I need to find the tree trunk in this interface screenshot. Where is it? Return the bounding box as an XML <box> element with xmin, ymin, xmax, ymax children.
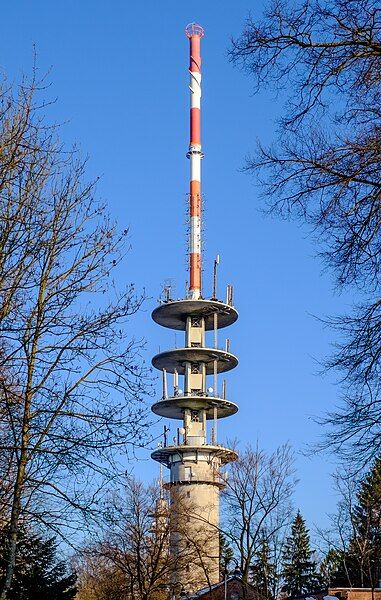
<box><xmin>0</xmin><ymin>455</ymin><xmax>26</xmax><ymax>599</ymax></box>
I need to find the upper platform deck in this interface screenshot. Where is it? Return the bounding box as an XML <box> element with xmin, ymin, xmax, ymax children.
<box><xmin>152</xmin><ymin>298</ymin><xmax>238</xmax><ymax>331</ymax></box>
<box><xmin>152</xmin><ymin>347</ymin><xmax>238</xmax><ymax>374</ymax></box>
<box><xmin>152</xmin><ymin>395</ymin><xmax>238</xmax><ymax>420</ymax></box>
<box><xmin>151</xmin><ymin>444</ymin><xmax>238</xmax><ymax>468</ymax></box>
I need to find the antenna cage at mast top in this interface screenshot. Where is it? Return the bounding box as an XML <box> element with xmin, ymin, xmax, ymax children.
<box><xmin>185</xmin><ymin>23</ymin><xmax>204</xmax><ymax>38</ymax></box>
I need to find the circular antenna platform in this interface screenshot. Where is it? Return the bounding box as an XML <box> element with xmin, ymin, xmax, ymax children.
<box><xmin>151</xmin><ymin>444</ymin><xmax>237</xmax><ymax>469</ymax></box>
<box><xmin>185</xmin><ymin>23</ymin><xmax>205</xmax><ymax>38</ymax></box>
<box><xmin>152</xmin><ymin>396</ymin><xmax>238</xmax><ymax>420</ymax></box>
<box><xmin>152</xmin><ymin>347</ymin><xmax>238</xmax><ymax>375</ymax></box>
<box><xmin>152</xmin><ymin>299</ymin><xmax>238</xmax><ymax>331</ymax></box>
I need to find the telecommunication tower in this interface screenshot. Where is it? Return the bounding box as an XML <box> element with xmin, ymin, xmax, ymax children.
<box><xmin>151</xmin><ymin>24</ymin><xmax>239</xmax><ymax>595</ymax></box>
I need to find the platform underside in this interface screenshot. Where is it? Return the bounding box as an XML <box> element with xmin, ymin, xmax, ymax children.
<box><xmin>163</xmin><ymin>479</ymin><xmax>225</xmax><ymax>489</ymax></box>
<box><xmin>151</xmin><ymin>444</ymin><xmax>238</xmax><ymax>468</ymax></box>
<box><xmin>152</xmin><ymin>347</ymin><xmax>238</xmax><ymax>374</ymax></box>
<box><xmin>152</xmin><ymin>299</ymin><xmax>238</xmax><ymax>331</ymax></box>
<box><xmin>152</xmin><ymin>395</ymin><xmax>238</xmax><ymax>419</ymax></box>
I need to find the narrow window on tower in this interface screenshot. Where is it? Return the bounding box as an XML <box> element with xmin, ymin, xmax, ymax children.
<box><xmin>191</xmin><ymin>410</ymin><xmax>199</xmax><ymax>422</ymax></box>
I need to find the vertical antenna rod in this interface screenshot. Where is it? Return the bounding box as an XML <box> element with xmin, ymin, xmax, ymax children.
<box><xmin>185</xmin><ymin>23</ymin><xmax>204</xmax><ymax>300</ymax></box>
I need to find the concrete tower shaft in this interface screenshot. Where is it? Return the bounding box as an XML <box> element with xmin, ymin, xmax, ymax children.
<box><xmin>151</xmin><ymin>24</ymin><xmax>238</xmax><ymax>597</ymax></box>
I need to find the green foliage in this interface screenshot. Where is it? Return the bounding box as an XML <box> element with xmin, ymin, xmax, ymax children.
<box><xmin>219</xmin><ymin>533</ymin><xmax>235</xmax><ymax>576</ymax></box>
<box><xmin>331</xmin><ymin>457</ymin><xmax>381</xmax><ymax>587</ymax></box>
<box><xmin>0</xmin><ymin>526</ymin><xmax>77</xmax><ymax>599</ymax></box>
<box><xmin>282</xmin><ymin>512</ymin><xmax>321</xmax><ymax>597</ymax></box>
<box><xmin>250</xmin><ymin>535</ymin><xmax>276</xmax><ymax>600</ymax></box>
<box><xmin>320</xmin><ymin>548</ymin><xmax>346</xmax><ymax>587</ymax></box>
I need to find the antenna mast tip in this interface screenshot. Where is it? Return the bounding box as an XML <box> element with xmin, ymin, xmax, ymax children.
<box><xmin>185</xmin><ymin>23</ymin><xmax>205</xmax><ymax>38</ymax></box>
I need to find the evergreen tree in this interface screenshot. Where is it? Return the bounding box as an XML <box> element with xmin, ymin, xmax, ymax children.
<box><xmin>282</xmin><ymin>512</ymin><xmax>320</xmax><ymax>597</ymax></box>
<box><xmin>0</xmin><ymin>526</ymin><xmax>77</xmax><ymax>599</ymax></box>
<box><xmin>250</xmin><ymin>534</ymin><xmax>276</xmax><ymax>600</ymax></box>
<box><xmin>331</xmin><ymin>457</ymin><xmax>381</xmax><ymax>587</ymax></box>
<box><xmin>320</xmin><ymin>548</ymin><xmax>345</xmax><ymax>588</ymax></box>
<box><xmin>220</xmin><ymin>533</ymin><xmax>235</xmax><ymax>577</ymax></box>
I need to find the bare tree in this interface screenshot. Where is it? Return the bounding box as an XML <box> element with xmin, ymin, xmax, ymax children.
<box><xmin>86</xmin><ymin>478</ymin><xmax>171</xmax><ymax>600</ymax></box>
<box><xmin>75</xmin><ymin>552</ymin><xmax>126</xmax><ymax>600</ymax></box>
<box><xmin>318</xmin><ymin>471</ymin><xmax>360</xmax><ymax>588</ymax></box>
<box><xmin>230</xmin><ymin>0</ymin><xmax>381</xmax><ymax>466</ymax></box>
<box><xmin>77</xmin><ymin>453</ymin><xmax>293</xmax><ymax>600</ymax></box>
<box><xmin>76</xmin><ymin>477</ymin><xmax>218</xmax><ymax>600</ymax></box>
<box><xmin>221</xmin><ymin>445</ymin><xmax>295</xmax><ymax>592</ymax></box>
<box><xmin>0</xmin><ymin>75</ymin><xmax>151</xmax><ymax>598</ymax></box>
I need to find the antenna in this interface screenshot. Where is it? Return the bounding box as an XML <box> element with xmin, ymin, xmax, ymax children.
<box><xmin>173</xmin><ymin>370</ymin><xmax>179</xmax><ymax>395</ymax></box>
<box><xmin>163</xmin><ymin>425</ymin><xmax>169</xmax><ymax>447</ymax></box>
<box><xmin>159</xmin><ymin>463</ymin><xmax>164</xmax><ymax>499</ymax></box>
<box><xmin>162</xmin><ymin>368</ymin><xmax>168</xmax><ymax>399</ymax></box>
<box><xmin>185</xmin><ymin>23</ymin><xmax>205</xmax><ymax>300</ymax></box>
<box><xmin>162</xmin><ymin>278</ymin><xmax>174</xmax><ymax>302</ymax></box>
<box><xmin>213</xmin><ymin>255</ymin><xmax>220</xmax><ymax>299</ymax></box>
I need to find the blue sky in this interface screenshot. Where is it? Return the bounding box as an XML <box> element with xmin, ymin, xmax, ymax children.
<box><xmin>1</xmin><ymin>1</ymin><xmax>354</xmax><ymax>536</ymax></box>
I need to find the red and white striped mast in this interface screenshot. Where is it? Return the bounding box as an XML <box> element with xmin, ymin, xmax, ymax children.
<box><xmin>185</xmin><ymin>23</ymin><xmax>204</xmax><ymax>300</ymax></box>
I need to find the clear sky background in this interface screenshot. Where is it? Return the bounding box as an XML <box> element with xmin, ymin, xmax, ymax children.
<box><xmin>0</xmin><ymin>1</ymin><xmax>355</xmax><ymax>539</ymax></box>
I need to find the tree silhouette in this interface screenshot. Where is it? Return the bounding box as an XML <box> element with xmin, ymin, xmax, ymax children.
<box><xmin>330</xmin><ymin>457</ymin><xmax>381</xmax><ymax>587</ymax></box>
<box><xmin>282</xmin><ymin>512</ymin><xmax>320</xmax><ymax>597</ymax></box>
<box><xmin>250</xmin><ymin>534</ymin><xmax>276</xmax><ymax>600</ymax></box>
<box><xmin>0</xmin><ymin>525</ymin><xmax>76</xmax><ymax>599</ymax></box>
<box><xmin>230</xmin><ymin>0</ymin><xmax>381</xmax><ymax>467</ymax></box>
<box><xmin>222</xmin><ymin>444</ymin><xmax>295</xmax><ymax>589</ymax></box>
<box><xmin>0</xmin><ymin>73</ymin><xmax>151</xmax><ymax>598</ymax></box>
